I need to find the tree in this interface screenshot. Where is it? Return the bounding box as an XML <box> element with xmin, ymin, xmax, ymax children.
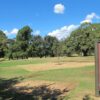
<box><xmin>91</xmin><ymin>23</ymin><xmax>100</xmax><ymax>40</ymax></box>
<box><xmin>16</xmin><ymin>26</ymin><xmax>32</xmax><ymax>50</ymax></box>
<box><xmin>16</xmin><ymin>26</ymin><xmax>32</xmax><ymax>58</ymax></box>
<box><xmin>28</xmin><ymin>35</ymin><xmax>44</xmax><ymax>58</ymax></box>
<box><xmin>6</xmin><ymin>39</ymin><xmax>15</xmax><ymax>59</ymax></box>
<box><xmin>17</xmin><ymin>26</ymin><xmax>32</xmax><ymax>42</ymax></box>
<box><xmin>69</xmin><ymin>23</ymin><xmax>96</xmax><ymax>56</ymax></box>
<box><xmin>64</xmin><ymin>37</ymin><xmax>75</xmax><ymax>56</ymax></box>
<box><xmin>44</xmin><ymin>36</ymin><xmax>59</xmax><ymax>57</ymax></box>
<box><xmin>0</xmin><ymin>30</ymin><xmax>7</xmax><ymax>58</ymax></box>
<box><xmin>1</xmin><ymin>23</ymin><xmax>100</xmax><ymax>59</ymax></box>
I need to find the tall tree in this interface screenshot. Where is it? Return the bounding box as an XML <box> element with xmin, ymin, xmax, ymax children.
<box><xmin>28</xmin><ymin>35</ymin><xmax>44</xmax><ymax>57</ymax></box>
<box><xmin>44</xmin><ymin>36</ymin><xmax>58</xmax><ymax>57</ymax></box>
<box><xmin>69</xmin><ymin>23</ymin><xmax>96</xmax><ymax>56</ymax></box>
<box><xmin>64</xmin><ymin>37</ymin><xmax>75</xmax><ymax>56</ymax></box>
<box><xmin>16</xmin><ymin>26</ymin><xmax>32</xmax><ymax>57</ymax></box>
<box><xmin>0</xmin><ymin>30</ymin><xmax>7</xmax><ymax>58</ymax></box>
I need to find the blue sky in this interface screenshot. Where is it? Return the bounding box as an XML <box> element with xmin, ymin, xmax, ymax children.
<box><xmin>0</xmin><ymin>0</ymin><xmax>100</xmax><ymax>39</ymax></box>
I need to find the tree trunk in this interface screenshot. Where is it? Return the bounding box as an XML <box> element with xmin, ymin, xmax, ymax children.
<box><xmin>82</xmin><ymin>49</ymin><xmax>88</xmax><ymax>56</ymax></box>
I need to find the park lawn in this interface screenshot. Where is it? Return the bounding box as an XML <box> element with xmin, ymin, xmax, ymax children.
<box><xmin>0</xmin><ymin>66</ymin><xmax>95</xmax><ymax>99</ymax></box>
<box><xmin>0</xmin><ymin>57</ymin><xmax>96</xmax><ymax>99</ymax></box>
<box><xmin>0</xmin><ymin>67</ymin><xmax>31</xmax><ymax>78</ymax></box>
<box><xmin>28</xmin><ymin>65</ymin><xmax>95</xmax><ymax>100</ymax></box>
<box><xmin>0</xmin><ymin>58</ymin><xmax>47</xmax><ymax>67</ymax></box>
<box><xmin>0</xmin><ymin>56</ymin><xmax>94</xmax><ymax>67</ymax></box>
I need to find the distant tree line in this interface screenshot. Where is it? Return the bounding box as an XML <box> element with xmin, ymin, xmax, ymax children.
<box><xmin>0</xmin><ymin>23</ymin><xmax>100</xmax><ymax>59</ymax></box>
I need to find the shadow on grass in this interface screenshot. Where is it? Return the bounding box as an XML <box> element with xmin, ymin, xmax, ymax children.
<box><xmin>0</xmin><ymin>77</ymin><xmax>69</xmax><ymax>100</ymax></box>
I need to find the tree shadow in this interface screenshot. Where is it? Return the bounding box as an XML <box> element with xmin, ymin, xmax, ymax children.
<box><xmin>0</xmin><ymin>77</ymin><xmax>69</xmax><ymax>100</ymax></box>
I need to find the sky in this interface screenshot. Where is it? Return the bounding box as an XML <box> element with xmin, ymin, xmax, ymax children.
<box><xmin>0</xmin><ymin>0</ymin><xmax>100</xmax><ymax>40</ymax></box>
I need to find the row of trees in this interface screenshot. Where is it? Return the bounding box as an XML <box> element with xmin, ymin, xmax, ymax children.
<box><xmin>0</xmin><ymin>23</ymin><xmax>100</xmax><ymax>59</ymax></box>
<box><xmin>0</xmin><ymin>26</ymin><xmax>61</xmax><ymax>59</ymax></box>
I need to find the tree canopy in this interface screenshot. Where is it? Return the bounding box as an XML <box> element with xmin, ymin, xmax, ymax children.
<box><xmin>0</xmin><ymin>23</ymin><xmax>100</xmax><ymax>59</ymax></box>
<box><xmin>64</xmin><ymin>23</ymin><xmax>100</xmax><ymax>56</ymax></box>
<box><xmin>0</xmin><ymin>30</ymin><xmax>7</xmax><ymax>58</ymax></box>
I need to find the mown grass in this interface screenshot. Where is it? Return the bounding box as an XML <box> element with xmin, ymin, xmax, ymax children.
<box><xmin>31</xmin><ymin>65</ymin><xmax>95</xmax><ymax>89</ymax></box>
<box><xmin>31</xmin><ymin>65</ymin><xmax>95</xmax><ymax>100</ymax></box>
<box><xmin>0</xmin><ymin>56</ymin><xmax>94</xmax><ymax>67</ymax></box>
<box><xmin>0</xmin><ymin>67</ymin><xmax>31</xmax><ymax>78</ymax></box>
<box><xmin>0</xmin><ymin>57</ymin><xmax>95</xmax><ymax>89</ymax></box>
<box><xmin>0</xmin><ymin>57</ymin><xmax>95</xmax><ymax>99</ymax></box>
<box><xmin>0</xmin><ymin>65</ymin><xmax>95</xmax><ymax>99</ymax></box>
<box><xmin>0</xmin><ymin>58</ymin><xmax>47</xmax><ymax>67</ymax></box>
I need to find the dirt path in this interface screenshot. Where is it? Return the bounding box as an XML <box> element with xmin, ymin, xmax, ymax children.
<box><xmin>18</xmin><ymin>62</ymin><xmax>94</xmax><ymax>72</ymax></box>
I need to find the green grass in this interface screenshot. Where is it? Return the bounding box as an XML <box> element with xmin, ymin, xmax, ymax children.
<box><xmin>31</xmin><ymin>65</ymin><xmax>94</xmax><ymax>99</ymax></box>
<box><xmin>0</xmin><ymin>58</ymin><xmax>47</xmax><ymax>67</ymax></box>
<box><xmin>0</xmin><ymin>65</ymin><xmax>95</xmax><ymax>99</ymax></box>
<box><xmin>31</xmin><ymin>65</ymin><xmax>95</xmax><ymax>89</ymax></box>
<box><xmin>0</xmin><ymin>67</ymin><xmax>32</xmax><ymax>78</ymax></box>
<box><xmin>0</xmin><ymin>56</ymin><xmax>94</xmax><ymax>67</ymax></box>
<box><xmin>0</xmin><ymin>57</ymin><xmax>95</xmax><ymax>99</ymax></box>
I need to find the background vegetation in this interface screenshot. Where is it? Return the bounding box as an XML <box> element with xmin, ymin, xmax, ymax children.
<box><xmin>0</xmin><ymin>22</ymin><xmax>100</xmax><ymax>59</ymax></box>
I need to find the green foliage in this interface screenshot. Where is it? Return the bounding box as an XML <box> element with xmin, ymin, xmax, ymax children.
<box><xmin>1</xmin><ymin>23</ymin><xmax>100</xmax><ymax>59</ymax></box>
<box><xmin>6</xmin><ymin>26</ymin><xmax>33</xmax><ymax>59</ymax></box>
<box><xmin>64</xmin><ymin>37</ymin><xmax>75</xmax><ymax>56</ymax></box>
<box><xmin>29</xmin><ymin>35</ymin><xmax>44</xmax><ymax>57</ymax></box>
<box><xmin>17</xmin><ymin>26</ymin><xmax>32</xmax><ymax>41</ymax></box>
<box><xmin>44</xmin><ymin>36</ymin><xmax>59</xmax><ymax>57</ymax></box>
<box><xmin>0</xmin><ymin>30</ymin><xmax>7</xmax><ymax>58</ymax></box>
<box><xmin>16</xmin><ymin>26</ymin><xmax>32</xmax><ymax>52</ymax></box>
<box><xmin>0</xmin><ymin>30</ymin><xmax>7</xmax><ymax>41</ymax></box>
<box><xmin>64</xmin><ymin>23</ymin><xmax>100</xmax><ymax>56</ymax></box>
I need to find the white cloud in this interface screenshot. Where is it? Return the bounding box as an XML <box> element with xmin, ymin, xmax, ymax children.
<box><xmin>3</xmin><ymin>30</ymin><xmax>9</xmax><ymax>35</ymax></box>
<box><xmin>81</xmin><ymin>12</ymin><xmax>100</xmax><ymax>24</ymax></box>
<box><xmin>33</xmin><ymin>30</ymin><xmax>40</xmax><ymax>35</ymax></box>
<box><xmin>48</xmin><ymin>12</ymin><xmax>100</xmax><ymax>40</ymax></box>
<box><xmin>48</xmin><ymin>25</ymin><xmax>79</xmax><ymax>40</ymax></box>
<box><xmin>3</xmin><ymin>28</ymin><xmax>18</xmax><ymax>36</ymax></box>
<box><xmin>10</xmin><ymin>28</ymin><xmax>18</xmax><ymax>34</ymax></box>
<box><xmin>54</xmin><ymin>3</ymin><xmax>65</xmax><ymax>14</ymax></box>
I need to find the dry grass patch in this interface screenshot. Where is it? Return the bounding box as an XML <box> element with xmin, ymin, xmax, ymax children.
<box><xmin>19</xmin><ymin>62</ymin><xmax>94</xmax><ymax>72</ymax></box>
<box><xmin>14</xmin><ymin>80</ymin><xmax>76</xmax><ymax>90</ymax></box>
<box><xmin>14</xmin><ymin>80</ymin><xmax>76</xmax><ymax>93</ymax></box>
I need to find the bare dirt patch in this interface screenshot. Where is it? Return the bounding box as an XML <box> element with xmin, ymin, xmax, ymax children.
<box><xmin>0</xmin><ymin>78</ymin><xmax>75</xmax><ymax>100</ymax></box>
<box><xmin>14</xmin><ymin>80</ymin><xmax>75</xmax><ymax>91</ymax></box>
<box><xmin>19</xmin><ymin>62</ymin><xmax>94</xmax><ymax>72</ymax></box>
<box><xmin>13</xmin><ymin>80</ymin><xmax>76</xmax><ymax>98</ymax></box>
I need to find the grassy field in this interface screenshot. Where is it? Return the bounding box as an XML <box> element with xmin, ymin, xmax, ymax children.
<box><xmin>0</xmin><ymin>56</ymin><xmax>97</xmax><ymax>100</ymax></box>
